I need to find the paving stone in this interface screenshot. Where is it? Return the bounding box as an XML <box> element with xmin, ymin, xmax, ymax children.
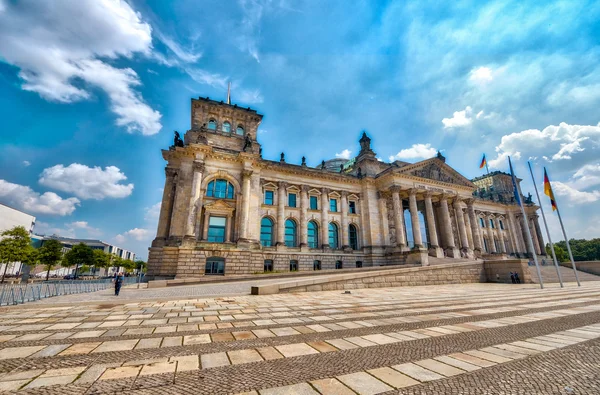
<box><xmin>344</xmin><ymin>336</ymin><xmax>378</xmax><ymax>347</ymax></box>
<box><xmin>201</xmin><ymin>352</ymin><xmax>230</xmax><ymax>369</ymax></box>
<box><xmin>140</xmin><ymin>361</ymin><xmax>177</xmax><ymax>376</ymax></box>
<box><xmin>162</xmin><ymin>336</ymin><xmax>183</xmax><ymax>347</ymax></box>
<box><xmin>24</xmin><ymin>375</ymin><xmax>77</xmax><ymax>389</ymax></box>
<box><xmin>414</xmin><ymin>358</ymin><xmax>465</xmax><ymax>376</ymax></box>
<box><xmin>0</xmin><ymin>345</ymin><xmax>46</xmax><ymax>360</ymax></box>
<box><xmin>511</xmin><ymin>341</ymin><xmax>555</xmax><ymax>352</ymax></box>
<box><xmin>135</xmin><ymin>337</ymin><xmax>163</xmax><ymax>349</ymax></box>
<box><xmin>0</xmin><ymin>379</ymin><xmax>29</xmax><ymax>392</ymax></box>
<box><xmin>100</xmin><ymin>366</ymin><xmax>142</xmax><ymax>380</ymax></box>
<box><xmin>75</xmin><ymin>363</ymin><xmax>121</xmax><ymax>385</ymax></box>
<box><xmin>183</xmin><ymin>334</ymin><xmax>211</xmax><ymax>345</ymax></box>
<box><xmin>448</xmin><ymin>352</ymin><xmax>496</xmax><ymax>367</ymax></box>
<box><xmin>307</xmin><ymin>341</ymin><xmax>338</xmax><ymax>353</ymax></box>
<box><xmin>392</xmin><ymin>362</ymin><xmax>445</xmax><ymax>382</ymax></box>
<box><xmin>154</xmin><ymin>326</ymin><xmax>177</xmax><ymax>334</ymax></box>
<box><xmin>70</xmin><ymin>330</ymin><xmax>105</xmax><ymax>339</ymax></box>
<box><xmin>30</xmin><ymin>344</ymin><xmax>70</xmax><ymax>358</ymax></box>
<box><xmin>337</xmin><ymin>371</ymin><xmax>393</xmax><ymax>394</ymax></box>
<box><xmin>260</xmin><ymin>383</ymin><xmax>320</xmax><ymax>395</ymax></box>
<box><xmin>170</xmin><ymin>355</ymin><xmax>200</xmax><ymax>371</ymax></box>
<box><xmin>228</xmin><ymin>349</ymin><xmax>264</xmax><ymax>365</ymax></box>
<box><xmin>367</xmin><ymin>366</ymin><xmax>420</xmax><ymax>388</ymax></box>
<box><xmin>252</xmin><ymin>329</ymin><xmax>276</xmax><ymax>338</ymax></box>
<box><xmin>0</xmin><ymin>369</ymin><xmax>44</xmax><ymax>382</ymax></box>
<box><xmin>211</xmin><ymin>332</ymin><xmax>234</xmax><ymax>342</ymax></box>
<box><xmin>93</xmin><ymin>339</ymin><xmax>139</xmax><ymax>353</ymax></box>
<box><xmin>310</xmin><ymin>378</ymin><xmax>355</xmax><ymax>395</ymax></box>
<box><xmin>257</xmin><ymin>346</ymin><xmax>284</xmax><ymax>360</ymax></box>
<box><xmin>275</xmin><ymin>343</ymin><xmax>319</xmax><ymax>358</ymax></box>
<box><xmin>271</xmin><ymin>327</ymin><xmax>301</xmax><ymax>336</ymax></box>
<box><xmin>361</xmin><ymin>333</ymin><xmax>399</xmax><ymax>345</ymax></box>
<box><xmin>480</xmin><ymin>346</ymin><xmax>528</xmax><ymax>359</ymax></box>
<box><xmin>434</xmin><ymin>355</ymin><xmax>481</xmax><ymax>372</ymax></box>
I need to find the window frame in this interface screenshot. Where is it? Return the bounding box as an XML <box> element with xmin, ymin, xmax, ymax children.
<box><xmin>289</xmin><ymin>260</ymin><xmax>298</xmax><ymax>272</ymax></box>
<box><xmin>207</xmin><ymin>216</ymin><xmax>226</xmax><ymax>243</ymax></box>
<box><xmin>309</xmin><ymin>196</ymin><xmax>318</xmax><ymax>210</ymax></box>
<box><xmin>236</xmin><ymin>125</ymin><xmax>244</xmax><ymax>135</ymax></box>
<box><xmin>348</xmin><ymin>201</ymin><xmax>357</xmax><ymax>214</ymax></box>
<box><xmin>263</xmin><ymin>259</ymin><xmax>274</xmax><ymax>273</ymax></box>
<box><xmin>288</xmin><ymin>193</ymin><xmax>297</xmax><ymax>208</ymax></box>
<box><xmin>499</xmin><ymin>220</ymin><xmax>504</xmax><ymax>230</ymax></box>
<box><xmin>222</xmin><ymin>121</ymin><xmax>231</xmax><ymax>133</ymax></box>
<box><xmin>307</xmin><ymin>221</ymin><xmax>319</xmax><ymax>248</ymax></box>
<box><xmin>206</xmin><ymin>179</ymin><xmax>235</xmax><ymax>199</ymax></box>
<box><xmin>479</xmin><ymin>217</ymin><xmax>485</xmax><ymax>228</ymax></box>
<box><xmin>329</xmin><ymin>198</ymin><xmax>338</xmax><ymax>212</ymax></box>
<box><xmin>264</xmin><ymin>190</ymin><xmax>274</xmax><ymax>205</ymax></box>
<box><xmin>284</xmin><ymin>219</ymin><xmax>297</xmax><ymax>247</ymax></box>
<box><xmin>207</xmin><ymin>119</ymin><xmax>217</xmax><ymax>130</ymax></box>
<box><xmin>205</xmin><ymin>257</ymin><xmax>225</xmax><ymax>275</ymax></box>
<box><xmin>489</xmin><ymin>218</ymin><xmax>495</xmax><ymax>229</ymax></box>
<box><xmin>329</xmin><ymin>222</ymin><xmax>339</xmax><ymax>249</ymax></box>
<box><xmin>313</xmin><ymin>260</ymin><xmax>321</xmax><ymax>270</ymax></box>
<box><xmin>349</xmin><ymin>224</ymin><xmax>359</xmax><ymax>250</ymax></box>
<box><xmin>335</xmin><ymin>260</ymin><xmax>343</xmax><ymax>269</ymax></box>
<box><xmin>260</xmin><ymin>217</ymin><xmax>274</xmax><ymax>247</ymax></box>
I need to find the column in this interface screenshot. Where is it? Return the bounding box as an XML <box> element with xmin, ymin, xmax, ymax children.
<box><xmin>509</xmin><ymin>212</ymin><xmax>525</xmax><ymax>254</ymax></box>
<box><xmin>202</xmin><ymin>211</ymin><xmax>210</xmax><ymax>240</ymax></box>
<box><xmin>378</xmin><ymin>192</ymin><xmax>390</xmax><ymax>245</ymax></box>
<box><xmin>495</xmin><ymin>217</ymin><xmax>506</xmax><ymax>253</ymax></box>
<box><xmin>391</xmin><ymin>187</ymin><xmax>406</xmax><ymax>248</ymax></box>
<box><xmin>518</xmin><ymin>215</ymin><xmax>534</xmax><ymax>255</ymax></box>
<box><xmin>439</xmin><ymin>195</ymin><xmax>455</xmax><ymax>250</ymax></box>
<box><xmin>238</xmin><ymin>170</ymin><xmax>252</xmax><ymax>240</ymax></box>
<box><xmin>466</xmin><ymin>199</ymin><xmax>482</xmax><ymax>253</ymax></box>
<box><xmin>424</xmin><ymin>192</ymin><xmax>439</xmax><ymax>248</ymax></box>
<box><xmin>454</xmin><ymin>199</ymin><xmax>470</xmax><ymax>251</ymax></box>
<box><xmin>486</xmin><ymin>214</ymin><xmax>497</xmax><ymax>253</ymax></box>
<box><xmin>529</xmin><ymin>216</ymin><xmax>542</xmax><ymax>255</ymax></box>
<box><xmin>408</xmin><ymin>189</ymin><xmax>423</xmax><ymax>248</ymax></box>
<box><xmin>185</xmin><ymin>161</ymin><xmax>205</xmax><ymax>237</ymax></box>
<box><xmin>157</xmin><ymin>167</ymin><xmax>176</xmax><ymax>238</ymax></box>
<box><xmin>169</xmin><ymin>172</ymin><xmax>185</xmax><ymax>237</ymax></box>
<box><xmin>321</xmin><ymin>188</ymin><xmax>329</xmax><ymax>247</ymax></box>
<box><xmin>277</xmin><ymin>182</ymin><xmax>287</xmax><ymax>245</ymax></box>
<box><xmin>534</xmin><ymin>216</ymin><xmax>546</xmax><ymax>255</ymax></box>
<box><xmin>299</xmin><ymin>186</ymin><xmax>308</xmax><ymax>246</ymax></box>
<box><xmin>464</xmin><ymin>211</ymin><xmax>474</xmax><ymax>248</ymax></box>
<box><xmin>341</xmin><ymin>191</ymin><xmax>349</xmax><ymax>248</ymax></box>
<box><xmin>226</xmin><ymin>214</ymin><xmax>232</xmax><ymax>242</ymax></box>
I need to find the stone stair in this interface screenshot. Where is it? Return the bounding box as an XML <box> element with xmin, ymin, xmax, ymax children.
<box><xmin>528</xmin><ymin>264</ymin><xmax>600</xmax><ymax>283</ymax></box>
<box><xmin>427</xmin><ymin>256</ymin><xmax>482</xmax><ymax>266</ymax></box>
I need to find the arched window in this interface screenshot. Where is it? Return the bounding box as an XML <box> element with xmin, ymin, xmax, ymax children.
<box><xmin>349</xmin><ymin>224</ymin><xmax>358</xmax><ymax>250</ymax></box>
<box><xmin>208</xmin><ymin>120</ymin><xmax>217</xmax><ymax>130</ymax></box>
<box><xmin>329</xmin><ymin>223</ymin><xmax>339</xmax><ymax>249</ymax></box>
<box><xmin>260</xmin><ymin>217</ymin><xmax>274</xmax><ymax>247</ymax></box>
<box><xmin>308</xmin><ymin>221</ymin><xmax>319</xmax><ymax>248</ymax></box>
<box><xmin>284</xmin><ymin>219</ymin><xmax>297</xmax><ymax>247</ymax></box>
<box><xmin>222</xmin><ymin>121</ymin><xmax>231</xmax><ymax>133</ymax></box>
<box><xmin>206</xmin><ymin>179</ymin><xmax>235</xmax><ymax>199</ymax></box>
<box><xmin>236</xmin><ymin>125</ymin><xmax>244</xmax><ymax>135</ymax></box>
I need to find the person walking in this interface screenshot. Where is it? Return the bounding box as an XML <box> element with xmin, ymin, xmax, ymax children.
<box><xmin>114</xmin><ymin>272</ymin><xmax>124</xmax><ymax>296</ymax></box>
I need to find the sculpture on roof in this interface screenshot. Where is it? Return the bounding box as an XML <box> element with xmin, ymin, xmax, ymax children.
<box><xmin>173</xmin><ymin>131</ymin><xmax>184</xmax><ymax>147</ymax></box>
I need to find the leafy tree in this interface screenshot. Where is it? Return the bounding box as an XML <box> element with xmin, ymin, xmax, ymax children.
<box><xmin>0</xmin><ymin>226</ymin><xmax>31</xmax><ymax>283</ymax></box>
<box><xmin>39</xmin><ymin>239</ymin><xmax>64</xmax><ymax>281</ymax></box>
<box><xmin>135</xmin><ymin>260</ymin><xmax>147</xmax><ymax>273</ymax></box>
<box><xmin>93</xmin><ymin>249</ymin><xmax>110</xmax><ymax>276</ymax></box>
<box><xmin>555</xmin><ymin>238</ymin><xmax>600</xmax><ymax>262</ymax></box>
<box><xmin>63</xmin><ymin>243</ymin><xmax>94</xmax><ymax>278</ymax></box>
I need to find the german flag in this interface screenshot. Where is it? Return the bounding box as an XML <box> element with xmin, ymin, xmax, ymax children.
<box><xmin>479</xmin><ymin>154</ymin><xmax>487</xmax><ymax>169</ymax></box>
<box><xmin>544</xmin><ymin>168</ymin><xmax>557</xmax><ymax>211</ymax></box>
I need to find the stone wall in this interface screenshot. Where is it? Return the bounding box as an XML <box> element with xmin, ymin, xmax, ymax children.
<box><xmin>252</xmin><ymin>262</ymin><xmax>485</xmax><ymax>294</ymax></box>
<box><xmin>483</xmin><ymin>259</ymin><xmax>532</xmax><ymax>284</ymax></box>
<box><xmin>560</xmin><ymin>261</ymin><xmax>600</xmax><ymax>276</ymax></box>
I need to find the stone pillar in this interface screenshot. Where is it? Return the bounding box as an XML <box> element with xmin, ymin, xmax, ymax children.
<box><xmin>486</xmin><ymin>213</ymin><xmax>497</xmax><ymax>253</ymax></box>
<box><xmin>466</xmin><ymin>199</ymin><xmax>482</xmax><ymax>257</ymax></box>
<box><xmin>408</xmin><ymin>189</ymin><xmax>423</xmax><ymax>248</ymax></box>
<box><xmin>321</xmin><ymin>188</ymin><xmax>329</xmax><ymax>248</ymax></box>
<box><xmin>184</xmin><ymin>161</ymin><xmax>204</xmax><ymax>237</ymax></box>
<box><xmin>509</xmin><ymin>212</ymin><xmax>525</xmax><ymax>255</ymax></box>
<box><xmin>202</xmin><ymin>211</ymin><xmax>210</xmax><ymax>240</ymax></box>
<box><xmin>157</xmin><ymin>167</ymin><xmax>177</xmax><ymax>238</ymax></box>
<box><xmin>495</xmin><ymin>217</ymin><xmax>506</xmax><ymax>254</ymax></box>
<box><xmin>225</xmin><ymin>213</ymin><xmax>232</xmax><ymax>243</ymax></box>
<box><xmin>464</xmin><ymin>211</ymin><xmax>474</xmax><ymax>250</ymax></box>
<box><xmin>276</xmin><ymin>182</ymin><xmax>287</xmax><ymax>246</ymax></box>
<box><xmin>529</xmin><ymin>216</ymin><xmax>542</xmax><ymax>255</ymax></box>
<box><xmin>238</xmin><ymin>170</ymin><xmax>253</xmax><ymax>241</ymax></box>
<box><xmin>440</xmin><ymin>195</ymin><xmax>458</xmax><ymax>257</ymax></box>
<box><xmin>378</xmin><ymin>192</ymin><xmax>390</xmax><ymax>246</ymax></box>
<box><xmin>299</xmin><ymin>186</ymin><xmax>308</xmax><ymax>247</ymax></box>
<box><xmin>341</xmin><ymin>191</ymin><xmax>349</xmax><ymax>248</ymax></box>
<box><xmin>454</xmin><ymin>199</ymin><xmax>471</xmax><ymax>256</ymax></box>
<box><xmin>169</xmin><ymin>171</ymin><xmax>186</xmax><ymax>237</ymax></box>
<box><xmin>391</xmin><ymin>187</ymin><xmax>406</xmax><ymax>248</ymax></box>
<box><xmin>424</xmin><ymin>192</ymin><xmax>443</xmax><ymax>257</ymax></box>
<box><xmin>518</xmin><ymin>215</ymin><xmax>534</xmax><ymax>256</ymax></box>
<box><xmin>534</xmin><ymin>215</ymin><xmax>546</xmax><ymax>255</ymax></box>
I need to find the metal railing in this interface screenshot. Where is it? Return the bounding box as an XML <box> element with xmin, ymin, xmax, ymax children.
<box><xmin>0</xmin><ymin>277</ymin><xmax>138</xmax><ymax>306</ymax></box>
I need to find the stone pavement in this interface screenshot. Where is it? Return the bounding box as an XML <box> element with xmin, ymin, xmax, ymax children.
<box><xmin>0</xmin><ymin>282</ymin><xmax>599</xmax><ymax>393</ymax></box>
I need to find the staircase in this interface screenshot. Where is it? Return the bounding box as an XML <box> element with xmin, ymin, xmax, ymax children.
<box><xmin>528</xmin><ymin>264</ymin><xmax>600</xmax><ymax>283</ymax></box>
<box><xmin>427</xmin><ymin>256</ymin><xmax>482</xmax><ymax>266</ymax></box>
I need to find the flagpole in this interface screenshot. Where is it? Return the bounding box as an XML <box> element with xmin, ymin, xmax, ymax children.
<box><xmin>528</xmin><ymin>162</ymin><xmax>563</xmax><ymax>287</ymax></box>
<box><xmin>546</xmin><ymin>167</ymin><xmax>581</xmax><ymax>286</ymax></box>
<box><xmin>485</xmin><ymin>162</ymin><xmax>489</xmax><ymax>175</ymax></box>
<box><xmin>510</xmin><ymin>156</ymin><xmax>543</xmax><ymax>289</ymax></box>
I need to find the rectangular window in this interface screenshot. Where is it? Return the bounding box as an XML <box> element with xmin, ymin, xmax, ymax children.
<box><xmin>329</xmin><ymin>199</ymin><xmax>337</xmax><ymax>212</ymax></box>
<box><xmin>489</xmin><ymin>219</ymin><xmax>495</xmax><ymax>229</ymax></box>
<box><xmin>356</xmin><ymin>261</ymin><xmax>363</xmax><ymax>268</ymax></box>
<box><xmin>310</xmin><ymin>196</ymin><xmax>318</xmax><ymax>210</ymax></box>
<box><xmin>349</xmin><ymin>201</ymin><xmax>356</xmax><ymax>214</ymax></box>
<box><xmin>500</xmin><ymin>220</ymin><xmax>504</xmax><ymax>230</ymax></box>
<box><xmin>289</xmin><ymin>260</ymin><xmax>298</xmax><ymax>272</ymax></box>
<box><xmin>207</xmin><ymin>216</ymin><xmax>226</xmax><ymax>242</ymax></box>
<box><xmin>313</xmin><ymin>260</ymin><xmax>321</xmax><ymax>270</ymax></box>
<box><xmin>264</xmin><ymin>190</ymin><xmax>274</xmax><ymax>205</ymax></box>
<box><xmin>335</xmin><ymin>261</ymin><xmax>343</xmax><ymax>269</ymax></box>
<box><xmin>480</xmin><ymin>218</ymin><xmax>485</xmax><ymax>228</ymax></box>
<box><xmin>264</xmin><ymin>259</ymin><xmax>273</xmax><ymax>272</ymax></box>
<box><xmin>288</xmin><ymin>193</ymin><xmax>297</xmax><ymax>207</ymax></box>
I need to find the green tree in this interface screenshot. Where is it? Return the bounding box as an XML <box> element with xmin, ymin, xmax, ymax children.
<box><xmin>0</xmin><ymin>226</ymin><xmax>31</xmax><ymax>283</ymax></box>
<box><xmin>39</xmin><ymin>239</ymin><xmax>64</xmax><ymax>281</ymax></box>
<box><xmin>63</xmin><ymin>243</ymin><xmax>94</xmax><ymax>278</ymax></box>
<box><xmin>93</xmin><ymin>250</ymin><xmax>111</xmax><ymax>276</ymax></box>
<box><xmin>135</xmin><ymin>260</ymin><xmax>147</xmax><ymax>274</ymax></box>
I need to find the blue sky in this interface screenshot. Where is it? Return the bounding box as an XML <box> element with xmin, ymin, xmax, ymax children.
<box><xmin>1</xmin><ymin>0</ymin><xmax>600</xmax><ymax>259</ymax></box>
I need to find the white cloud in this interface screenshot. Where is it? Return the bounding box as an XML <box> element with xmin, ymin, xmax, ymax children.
<box><xmin>389</xmin><ymin>143</ymin><xmax>437</xmax><ymax>161</ymax></box>
<box><xmin>0</xmin><ymin>0</ymin><xmax>162</xmax><ymax>135</ymax></box>
<box><xmin>469</xmin><ymin>66</ymin><xmax>494</xmax><ymax>84</ymax></box>
<box><xmin>335</xmin><ymin>149</ymin><xmax>352</xmax><ymax>159</ymax></box>
<box><xmin>185</xmin><ymin>68</ymin><xmax>228</xmax><ymax>89</ymax></box>
<box><xmin>114</xmin><ymin>234</ymin><xmax>126</xmax><ymax>244</ymax></box>
<box><xmin>115</xmin><ymin>228</ymin><xmax>152</xmax><ymax>242</ymax></box>
<box><xmin>0</xmin><ymin>180</ymin><xmax>79</xmax><ymax>216</ymax></box>
<box><xmin>571</xmin><ymin>163</ymin><xmax>600</xmax><ymax>189</ymax></box>
<box><xmin>34</xmin><ymin>221</ymin><xmax>76</xmax><ymax>238</ymax></box>
<box><xmin>145</xmin><ymin>202</ymin><xmax>161</xmax><ymax>223</ymax></box>
<box><xmin>155</xmin><ymin>31</ymin><xmax>202</xmax><ymax>63</ymax></box>
<box><xmin>552</xmin><ymin>181</ymin><xmax>600</xmax><ymax>204</ymax></box>
<box><xmin>488</xmin><ymin>122</ymin><xmax>600</xmax><ymax>170</ymax></box>
<box><xmin>442</xmin><ymin>106</ymin><xmax>473</xmax><ymax>129</ymax></box>
<box><xmin>22</xmin><ymin>160</ymin><xmax>30</xmax><ymax>167</ymax></box>
<box><xmin>39</xmin><ymin>163</ymin><xmax>134</xmax><ymax>200</ymax></box>
<box><xmin>236</xmin><ymin>89</ymin><xmax>264</xmax><ymax>104</ymax></box>
<box><xmin>66</xmin><ymin>221</ymin><xmax>102</xmax><ymax>237</ymax></box>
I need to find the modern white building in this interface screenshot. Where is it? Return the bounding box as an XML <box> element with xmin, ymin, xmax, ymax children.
<box><xmin>0</xmin><ymin>203</ymin><xmax>36</xmax><ymax>276</ymax></box>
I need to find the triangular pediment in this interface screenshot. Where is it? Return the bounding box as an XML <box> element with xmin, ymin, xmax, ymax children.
<box><xmin>395</xmin><ymin>158</ymin><xmax>475</xmax><ymax>188</ymax></box>
<box><xmin>204</xmin><ymin>199</ymin><xmax>234</xmax><ymax>211</ymax></box>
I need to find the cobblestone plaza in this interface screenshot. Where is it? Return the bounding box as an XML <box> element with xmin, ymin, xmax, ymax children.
<box><xmin>0</xmin><ymin>281</ymin><xmax>599</xmax><ymax>394</ymax></box>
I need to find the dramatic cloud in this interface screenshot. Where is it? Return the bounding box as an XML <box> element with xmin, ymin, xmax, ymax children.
<box><xmin>552</xmin><ymin>181</ymin><xmax>600</xmax><ymax>204</ymax></box>
<box><xmin>39</xmin><ymin>164</ymin><xmax>134</xmax><ymax>200</ymax></box>
<box><xmin>488</xmin><ymin>122</ymin><xmax>600</xmax><ymax>170</ymax></box>
<box><xmin>0</xmin><ymin>180</ymin><xmax>79</xmax><ymax>216</ymax></box>
<box><xmin>0</xmin><ymin>0</ymin><xmax>162</xmax><ymax>135</ymax></box>
<box><xmin>389</xmin><ymin>144</ymin><xmax>437</xmax><ymax>162</ymax></box>
<box><xmin>335</xmin><ymin>149</ymin><xmax>352</xmax><ymax>159</ymax></box>
<box><xmin>442</xmin><ymin>106</ymin><xmax>473</xmax><ymax>129</ymax></box>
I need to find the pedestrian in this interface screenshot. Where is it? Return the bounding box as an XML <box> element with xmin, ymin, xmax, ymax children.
<box><xmin>510</xmin><ymin>271</ymin><xmax>516</xmax><ymax>284</ymax></box>
<box><xmin>114</xmin><ymin>272</ymin><xmax>124</xmax><ymax>296</ymax></box>
<box><xmin>514</xmin><ymin>272</ymin><xmax>521</xmax><ymax>284</ymax></box>
<box><xmin>542</xmin><ymin>258</ymin><xmax>547</xmax><ymax>266</ymax></box>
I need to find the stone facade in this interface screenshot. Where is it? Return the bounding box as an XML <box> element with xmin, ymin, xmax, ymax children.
<box><xmin>147</xmin><ymin>97</ymin><xmax>546</xmax><ymax>279</ymax></box>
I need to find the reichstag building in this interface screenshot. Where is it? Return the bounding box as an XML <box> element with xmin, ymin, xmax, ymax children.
<box><xmin>147</xmin><ymin>97</ymin><xmax>546</xmax><ymax>279</ymax></box>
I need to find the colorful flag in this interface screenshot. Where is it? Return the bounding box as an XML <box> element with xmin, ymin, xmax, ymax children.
<box><xmin>544</xmin><ymin>168</ymin><xmax>557</xmax><ymax>211</ymax></box>
<box><xmin>479</xmin><ymin>154</ymin><xmax>487</xmax><ymax>169</ymax></box>
<box><xmin>508</xmin><ymin>156</ymin><xmax>521</xmax><ymax>206</ymax></box>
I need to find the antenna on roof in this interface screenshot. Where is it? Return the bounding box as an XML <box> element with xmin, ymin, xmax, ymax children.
<box><xmin>226</xmin><ymin>81</ymin><xmax>231</xmax><ymax>105</ymax></box>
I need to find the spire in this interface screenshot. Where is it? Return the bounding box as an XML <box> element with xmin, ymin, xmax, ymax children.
<box><xmin>226</xmin><ymin>81</ymin><xmax>231</xmax><ymax>105</ymax></box>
